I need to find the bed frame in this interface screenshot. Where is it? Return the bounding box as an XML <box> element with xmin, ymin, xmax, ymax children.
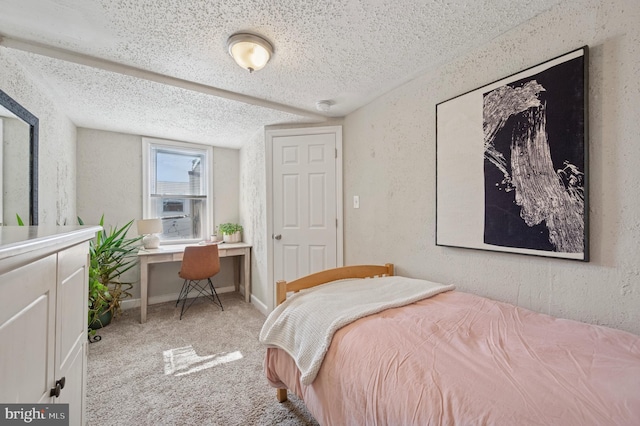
<box><xmin>274</xmin><ymin>263</ymin><xmax>394</xmax><ymax>402</ymax></box>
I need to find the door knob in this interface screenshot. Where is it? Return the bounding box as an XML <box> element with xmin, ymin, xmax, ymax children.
<box><xmin>273</xmin><ymin>234</ymin><xmax>282</xmax><ymax>240</ymax></box>
<box><xmin>50</xmin><ymin>383</ymin><xmax>61</xmax><ymax>398</ymax></box>
<box><xmin>49</xmin><ymin>377</ymin><xmax>66</xmax><ymax>398</ymax></box>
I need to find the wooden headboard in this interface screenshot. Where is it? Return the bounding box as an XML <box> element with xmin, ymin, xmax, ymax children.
<box><xmin>275</xmin><ymin>263</ymin><xmax>394</xmax><ymax>305</ymax></box>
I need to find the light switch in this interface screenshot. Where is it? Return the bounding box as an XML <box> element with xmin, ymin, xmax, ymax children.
<box><xmin>353</xmin><ymin>195</ymin><xmax>360</xmax><ymax>209</ymax></box>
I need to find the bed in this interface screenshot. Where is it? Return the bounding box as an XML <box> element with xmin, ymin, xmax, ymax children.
<box><xmin>259</xmin><ymin>264</ymin><xmax>640</xmax><ymax>425</ymax></box>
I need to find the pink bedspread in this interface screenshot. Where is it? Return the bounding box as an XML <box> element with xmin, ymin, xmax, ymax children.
<box><xmin>265</xmin><ymin>290</ymin><xmax>640</xmax><ymax>425</ymax></box>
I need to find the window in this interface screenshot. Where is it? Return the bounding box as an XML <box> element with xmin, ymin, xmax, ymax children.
<box><xmin>143</xmin><ymin>138</ymin><xmax>213</xmax><ymax>244</ymax></box>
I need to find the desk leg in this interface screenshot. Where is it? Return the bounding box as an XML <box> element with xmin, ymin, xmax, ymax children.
<box><xmin>233</xmin><ymin>257</ymin><xmax>240</xmax><ymax>294</ymax></box>
<box><xmin>140</xmin><ymin>257</ymin><xmax>148</xmax><ymax>324</ymax></box>
<box><xmin>243</xmin><ymin>249</ymin><xmax>251</xmax><ymax>303</ymax></box>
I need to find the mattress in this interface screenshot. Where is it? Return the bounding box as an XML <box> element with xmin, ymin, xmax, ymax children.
<box><xmin>265</xmin><ymin>290</ymin><xmax>640</xmax><ymax>425</ymax></box>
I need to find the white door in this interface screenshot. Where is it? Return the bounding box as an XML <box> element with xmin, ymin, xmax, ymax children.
<box><xmin>269</xmin><ymin>126</ymin><xmax>343</xmax><ymax>301</ymax></box>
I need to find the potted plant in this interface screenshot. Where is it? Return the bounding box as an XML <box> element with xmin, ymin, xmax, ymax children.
<box><xmin>218</xmin><ymin>222</ymin><xmax>243</xmax><ymax>243</ymax></box>
<box><xmin>79</xmin><ymin>215</ymin><xmax>142</xmax><ymax>337</ymax></box>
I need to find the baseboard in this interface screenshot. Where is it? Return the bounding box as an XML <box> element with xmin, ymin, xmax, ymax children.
<box><xmin>121</xmin><ymin>286</ymin><xmax>236</xmax><ymax>310</ymax></box>
<box><xmin>251</xmin><ymin>295</ymin><xmax>269</xmax><ymax>316</ymax></box>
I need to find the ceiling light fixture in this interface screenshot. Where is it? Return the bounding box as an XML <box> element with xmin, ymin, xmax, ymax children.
<box><xmin>316</xmin><ymin>100</ymin><xmax>334</xmax><ymax>112</ymax></box>
<box><xmin>227</xmin><ymin>33</ymin><xmax>274</xmax><ymax>73</ymax></box>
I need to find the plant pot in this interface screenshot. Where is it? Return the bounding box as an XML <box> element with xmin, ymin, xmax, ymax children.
<box><xmin>223</xmin><ymin>231</ymin><xmax>241</xmax><ymax>243</ymax></box>
<box><xmin>89</xmin><ymin>309</ymin><xmax>113</xmax><ymax>330</ymax></box>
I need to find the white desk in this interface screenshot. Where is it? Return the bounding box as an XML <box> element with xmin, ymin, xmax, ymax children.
<box><xmin>137</xmin><ymin>242</ymin><xmax>251</xmax><ymax>323</ymax></box>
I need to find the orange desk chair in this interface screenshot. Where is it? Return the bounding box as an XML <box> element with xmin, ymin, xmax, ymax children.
<box><xmin>176</xmin><ymin>244</ymin><xmax>224</xmax><ymax>319</ymax></box>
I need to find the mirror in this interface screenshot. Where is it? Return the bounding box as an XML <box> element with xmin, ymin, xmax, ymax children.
<box><xmin>0</xmin><ymin>89</ymin><xmax>38</xmax><ymax>225</ymax></box>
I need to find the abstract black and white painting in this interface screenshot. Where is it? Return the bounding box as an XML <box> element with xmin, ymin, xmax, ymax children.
<box><xmin>436</xmin><ymin>47</ymin><xmax>588</xmax><ymax>261</ymax></box>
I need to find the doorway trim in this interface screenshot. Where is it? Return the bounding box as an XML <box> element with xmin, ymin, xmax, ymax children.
<box><xmin>265</xmin><ymin>125</ymin><xmax>344</xmax><ymax>311</ymax></box>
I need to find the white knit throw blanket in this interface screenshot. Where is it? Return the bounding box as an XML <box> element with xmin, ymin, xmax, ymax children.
<box><xmin>259</xmin><ymin>275</ymin><xmax>455</xmax><ymax>385</ymax></box>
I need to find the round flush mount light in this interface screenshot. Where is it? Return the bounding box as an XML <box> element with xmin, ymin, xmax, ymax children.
<box><xmin>316</xmin><ymin>100</ymin><xmax>334</xmax><ymax>112</ymax></box>
<box><xmin>227</xmin><ymin>33</ymin><xmax>274</xmax><ymax>73</ymax></box>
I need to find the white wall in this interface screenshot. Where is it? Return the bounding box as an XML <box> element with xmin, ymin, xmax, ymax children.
<box><xmin>343</xmin><ymin>0</ymin><xmax>640</xmax><ymax>334</ymax></box>
<box><xmin>0</xmin><ymin>49</ymin><xmax>77</xmax><ymax>225</ymax></box>
<box><xmin>2</xmin><ymin>117</ymin><xmax>30</xmax><ymax>223</ymax></box>
<box><xmin>76</xmin><ymin>128</ymin><xmax>241</xmax><ymax>304</ymax></box>
<box><xmin>76</xmin><ymin>129</ymin><xmax>141</xmax><ymax>227</ymax></box>
<box><xmin>239</xmin><ymin>129</ymin><xmax>269</xmax><ymax>309</ymax></box>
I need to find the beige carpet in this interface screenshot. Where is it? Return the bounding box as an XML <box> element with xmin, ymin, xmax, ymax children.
<box><xmin>87</xmin><ymin>293</ymin><xmax>319</xmax><ymax>426</ymax></box>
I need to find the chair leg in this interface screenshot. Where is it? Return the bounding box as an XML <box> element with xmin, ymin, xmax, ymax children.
<box><xmin>181</xmin><ymin>292</ymin><xmax>201</xmax><ymax>319</ymax></box>
<box><xmin>176</xmin><ymin>279</ymin><xmax>189</xmax><ymax>307</ymax></box>
<box><xmin>179</xmin><ymin>280</ymin><xmax>195</xmax><ymax>320</ymax></box>
<box><xmin>208</xmin><ymin>278</ymin><xmax>224</xmax><ymax>311</ymax></box>
<box><xmin>176</xmin><ymin>278</ymin><xmax>224</xmax><ymax>319</ymax></box>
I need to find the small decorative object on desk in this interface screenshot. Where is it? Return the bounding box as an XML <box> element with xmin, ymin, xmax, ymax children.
<box><xmin>210</xmin><ymin>225</ymin><xmax>222</xmax><ymax>242</ymax></box>
<box><xmin>137</xmin><ymin>218</ymin><xmax>162</xmax><ymax>249</ymax></box>
<box><xmin>219</xmin><ymin>222</ymin><xmax>243</xmax><ymax>243</ymax></box>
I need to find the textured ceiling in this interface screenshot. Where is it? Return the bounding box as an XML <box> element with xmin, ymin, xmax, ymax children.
<box><xmin>0</xmin><ymin>0</ymin><xmax>562</xmax><ymax>148</ymax></box>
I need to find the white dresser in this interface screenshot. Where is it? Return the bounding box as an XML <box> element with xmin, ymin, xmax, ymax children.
<box><xmin>0</xmin><ymin>226</ymin><xmax>100</xmax><ymax>426</ymax></box>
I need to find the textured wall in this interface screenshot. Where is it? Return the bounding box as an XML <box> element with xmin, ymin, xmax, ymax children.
<box><xmin>2</xmin><ymin>117</ymin><xmax>30</xmax><ymax>223</ymax></box>
<box><xmin>0</xmin><ymin>48</ymin><xmax>77</xmax><ymax>225</ymax></box>
<box><xmin>343</xmin><ymin>0</ymin><xmax>640</xmax><ymax>334</ymax></box>
<box><xmin>76</xmin><ymin>129</ymin><xmax>141</xmax><ymax>227</ymax></box>
<box><xmin>239</xmin><ymin>129</ymin><xmax>269</xmax><ymax>309</ymax></box>
<box><xmin>76</xmin><ymin>128</ymin><xmax>240</xmax><ymax>302</ymax></box>
<box><xmin>214</xmin><ymin>147</ymin><xmax>241</xmax><ymax>226</ymax></box>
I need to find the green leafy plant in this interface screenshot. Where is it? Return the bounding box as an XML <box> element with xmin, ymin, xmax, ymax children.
<box><xmin>79</xmin><ymin>215</ymin><xmax>142</xmax><ymax>335</ymax></box>
<box><xmin>16</xmin><ymin>214</ymin><xmax>25</xmax><ymax>226</ymax></box>
<box><xmin>218</xmin><ymin>222</ymin><xmax>243</xmax><ymax>235</ymax></box>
